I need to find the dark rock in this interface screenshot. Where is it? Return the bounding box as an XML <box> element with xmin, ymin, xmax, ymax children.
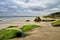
<box><xmin>34</xmin><ymin>16</ymin><xmax>41</xmax><ymax>22</ymax></box>
<box><xmin>26</xmin><ymin>20</ymin><xmax>30</xmax><ymax>22</ymax></box>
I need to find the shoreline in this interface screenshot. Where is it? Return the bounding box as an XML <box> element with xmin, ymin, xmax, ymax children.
<box><xmin>0</xmin><ymin>17</ymin><xmax>60</xmax><ymax>40</ymax></box>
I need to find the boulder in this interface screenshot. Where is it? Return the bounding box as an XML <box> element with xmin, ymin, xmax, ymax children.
<box><xmin>34</xmin><ymin>16</ymin><xmax>41</xmax><ymax>22</ymax></box>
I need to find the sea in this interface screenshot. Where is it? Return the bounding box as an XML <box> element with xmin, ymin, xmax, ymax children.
<box><xmin>0</xmin><ymin>16</ymin><xmax>36</xmax><ymax>24</ymax></box>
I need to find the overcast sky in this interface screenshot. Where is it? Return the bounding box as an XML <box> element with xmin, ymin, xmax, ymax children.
<box><xmin>0</xmin><ymin>0</ymin><xmax>60</xmax><ymax>16</ymax></box>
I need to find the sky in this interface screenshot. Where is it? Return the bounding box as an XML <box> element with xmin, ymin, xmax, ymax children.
<box><xmin>0</xmin><ymin>0</ymin><xmax>60</xmax><ymax>16</ymax></box>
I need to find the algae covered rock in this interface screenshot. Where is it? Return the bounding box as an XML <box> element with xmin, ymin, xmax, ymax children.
<box><xmin>0</xmin><ymin>29</ymin><xmax>22</xmax><ymax>40</ymax></box>
<box><xmin>51</xmin><ymin>20</ymin><xmax>60</xmax><ymax>26</ymax></box>
<box><xmin>8</xmin><ymin>26</ymin><xmax>18</xmax><ymax>28</ymax></box>
<box><xmin>21</xmin><ymin>24</ymin><xmax>40</xmax><ymax>32</ymax></box>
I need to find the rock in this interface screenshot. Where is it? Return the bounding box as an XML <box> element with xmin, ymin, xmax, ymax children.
<box><xmin>34</xmin><ymin>16</ymin><xmax>41</xmax><ymax>22</ymax></box>
<box><xmin>26</xmin><ymin>20</ymin><xmax>30</xmax><ymax>22</ymax></box>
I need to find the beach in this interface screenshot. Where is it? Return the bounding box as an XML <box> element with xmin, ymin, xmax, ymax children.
<box><xmin>0</xmin><ymin>17</ymin><xmax>60</xmax><ymax>40</ymax></box>
<box><xmin>0</xmin><ymin>17</ymin><xmax>41</xmax><ymax>29</ymax></box>
<box><xmin>0</xmin><ymin>17</ymin><xmax>52</xmax><ymax>29</ymax></box>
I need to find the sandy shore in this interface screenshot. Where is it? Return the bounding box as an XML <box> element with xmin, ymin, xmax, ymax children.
<box><xmin>0</xmin><ymin>19</ymin><xmax>37</xmax><ymax>29</ymax></box>
<box><xmin>0</xmin><ymin>18</ymin><xmax>60</xmax><ymax>40</ymax></box>
<box><xmin>0</xmin><ymin>19</ymin><xmax>52</xmax><ymax>29</ymax></box>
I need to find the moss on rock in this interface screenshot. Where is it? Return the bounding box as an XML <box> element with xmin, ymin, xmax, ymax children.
<box><xmin>0</xmin><ymin>29</ymin><xmax>22</xmax><ymax>40</ymax></box>
<box><xmin>21</xmin><ymin>24</ymin><xmax>40</xmax><ymax>32</ymax></box>
<box><xmin>8</xmin><ymin>26</ymin><xmax>18</xmax><ymax>28</ymax></box>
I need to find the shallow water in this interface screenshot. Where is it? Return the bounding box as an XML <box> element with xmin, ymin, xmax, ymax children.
<box><xmin>0</xmin><ymin>17</ymin><xmax>35</xmax><ymax>24</ymax></box>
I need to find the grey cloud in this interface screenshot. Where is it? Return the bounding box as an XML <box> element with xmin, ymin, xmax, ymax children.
<box><xmin>0</xmin><ymin>0</ymin><xmax>60</xmax><ymax>16</ymax></box>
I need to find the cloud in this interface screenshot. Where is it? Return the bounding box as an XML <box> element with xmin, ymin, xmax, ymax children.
<box><xmin>0</xmin><ymin>0</ymin><xmax>60</xmax><ymax>16</ymax></box>
<box><xmin>13</xmin><ymin>0</ymin><xmax>60</xmax><ymax>8</ymax></box>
